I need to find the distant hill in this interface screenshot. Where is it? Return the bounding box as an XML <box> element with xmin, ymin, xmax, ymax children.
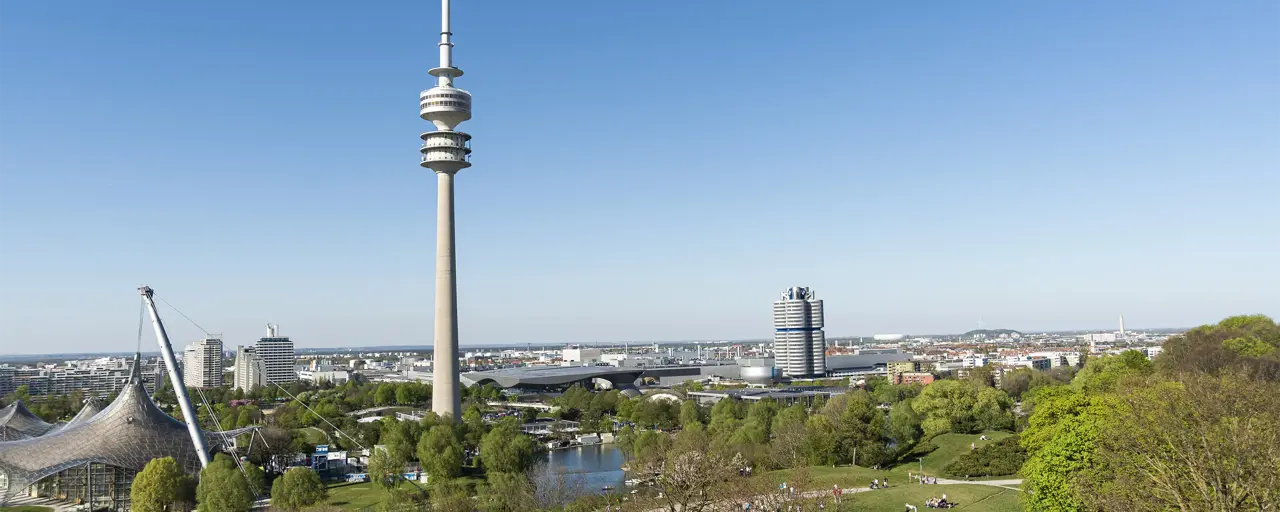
<box><xmin>963</xmin><ymin>329</ymin><xmax>1023</xmax><ymax>338</ymax></box>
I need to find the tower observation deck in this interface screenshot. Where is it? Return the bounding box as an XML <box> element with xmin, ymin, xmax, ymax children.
<box><xmin>419</xmin><ymin>0</ymin><xmax>471</xmax><ymax>174</ymax></box>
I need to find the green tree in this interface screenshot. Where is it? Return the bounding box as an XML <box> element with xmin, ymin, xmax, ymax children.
<box><xmin>1080</xmin><ymin>372</ymin><xmax>1280</xmax><ymax>511</ymax></box>
<box><xmin>632</xmin><ymin>430</ymin><xmax>672</xmax><ymax>464</ymax></box>
<box><xmin>679</xmin><ymin>400</ymin><xmax>702</xmax><ymax>428</ymax></box>
<box><xmin>270</xmin><ymin>467</ymin><xmax>327</xmax><ymax>512</ymax></box>
<box><xmin>1157</xmin><ymin>314</ymin><xmax>1280</xmax><ymax>379</ymax></box>
<box><xmin>480</xmin><ymin>420</ymin><xmax>540</xmax><ymax>474</ymax></box>
<box><xmin>911</xmin><ymin>379</ymin><xmax>1012</xmax><ymax>436</ymax></box>
<box><xmin>374</xmin><ymin>383</ymin><xmax>397</xmax><ymax>406</ymax></box>
<box><xmin>887</xmin><ymin>399</ymin><xmax>923</xmax><ymax>448</ymax></box>
<box><xmin>802</xmin><ymin>414</ymin><xmax>839</xmax><ymax>466</ymax></box>
<box><xmin>418</xmin><ymin>425</ymin><xmax>464</xmax><ymax>480</ymax></box>
<box><xmin>131</xmin><ymin>457</ymin><xmax>188</xmax><ymax>512</ymax></box>
<box><xmin>479</xmin><ymin>471</ymin><xmax>536</xmax><ymax>512</ymax></box>
<box><xmin>1019</xmin><ymin>388</ymin><xmax>1121</xmax><ymax>512</ymax></box>
<box><xmin>1223</xmin><ymin>335</ymin><xmax>1276</xmax><ymax>357</ymax></box>
<box><xmin>379</xmin><ymin>419</ymin><xmax>419</xmax><ymax>465</ymax></box>
<box><xmin>615</xmin><ymin>426</ymin><xmax>637</xmax><ymax>459</ymax></box>
<box><xmin>430</xmin><ymin>481</ymin><xmax>473</xmax><ymax>512</ymax></box>
<box><xmin>368</xmin><ymin>448</ymin><xmax>405</xmax><ymax>492</ymax></box>
<box><xmin>196</xmin><ymin>456</ymin><xmax>254</xmax><ymax>512</ymax></box>
<box><xmin>768</xmin><ymin>404</ymin><xmax>808</xmax><ymax>468</ymax></box>
<box><xmin>1072</xmin><ymin>350</ymin><xmax>1153</xmax><ymax>394</ymax></box>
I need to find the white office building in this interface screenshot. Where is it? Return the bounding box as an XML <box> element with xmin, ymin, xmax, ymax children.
<box><xmin>772</xmin><ymin>287</ymin><xmax>826</xmax><ymax>378</ymax></box>
<box><xmin>562</xmin><ymin>345</ymin><xmax>602</xmax><ymax>365</ymax></box>
<box><xmin>256</xmin><ymin>324</ymin><xmax>296</xmax><ymax>386</ymax></box>
<box><xmin>233</xmin><ymin>345</ymin><xmax>266</xmax><ymax>391</ymax></box>
<box><xmin>183</xmin><ymin>336</ymin><xmax>224</xmax><ymax>388</ymax></box>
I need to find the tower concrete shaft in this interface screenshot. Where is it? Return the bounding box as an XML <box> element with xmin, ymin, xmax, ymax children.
<box><xmin>432</xmin><ymin>171</ymin><xmax>461</xmax><ymax>419</ymax></box>
<box><xmin>420</xmin><ymin>0</ymin><xmax>470</xmax><ymax>421</ymax></box>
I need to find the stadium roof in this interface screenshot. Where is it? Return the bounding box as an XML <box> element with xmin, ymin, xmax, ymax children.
<box><xmin>0</xmin><ymin>355</ymin><xmax>256</xmax><ymax>501</ymax></box>
<box><xmin>45</xmin><ymin>398</ymin><xmax>105</xmax><ymax>436</ymax></box>
<box><xmin>0</xmin><ymin>400</ymin><xmax>54</xmax><ymax>441</ymax></box>
<box><xmin>461</xmin><ymin>365</ymin><xmax>644</xmax><ymax>389</ymax></box>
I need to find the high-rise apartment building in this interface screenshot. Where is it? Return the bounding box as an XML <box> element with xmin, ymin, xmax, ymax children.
<box><xmin>772</xmin><ymin>287</ymin><xmax>826</xmax><ymax>378</ymax></box>
<box><xmin>183</xmin><ymin>337</ymin><xmax>223</xmax><ymax>388</ymax></box>
<box><xmin>1</xmin><ymin>358</ymin><xmax>165</xmax><ymax>399</ymax></box>
<box><xmin>0</xmin><ymin>366</ymin><xmax>15</xmax><ymax>396</ymax></box>
<box><xmin>256</xmin><ymin>324</ymin><xmax>296</xmax><ymax>386</ymax></box>
<box><xmin>233</xmin><ymin>345</ymin><xmax>266</xmax><ymax>391</ymax></box>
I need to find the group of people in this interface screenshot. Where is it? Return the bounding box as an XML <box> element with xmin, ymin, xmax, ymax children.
<box><xmin>925</xmin><ymin>494</ymin><xmax>954</xmax><ymax>509</ymax></box>
<box><xmin>870</xmin><ymin>477</ymin><xmax>891</xmax><ymax>489</ymax></box>
<box><xmin>912</xmin><ymin>473</ymin><xmax>939</xmax><ymax>484</ymax></box>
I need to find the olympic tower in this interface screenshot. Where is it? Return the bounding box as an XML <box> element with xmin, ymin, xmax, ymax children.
<box><xmin>420</xmin><ymin>0</ymin><xmax>471</xmax><ymax>420</ymax></box>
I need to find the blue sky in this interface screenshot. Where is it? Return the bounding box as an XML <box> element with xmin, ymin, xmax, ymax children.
<box><xmin>2</xmin><ymin>1</ymin><xmax>1277</xmax><ymax>354</ymax></box>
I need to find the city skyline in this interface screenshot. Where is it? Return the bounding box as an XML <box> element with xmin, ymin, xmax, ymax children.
<box><xmin>3</xmin><ymin>1</ymin><xmax>1278</xmax><ymax>353</ymax></box>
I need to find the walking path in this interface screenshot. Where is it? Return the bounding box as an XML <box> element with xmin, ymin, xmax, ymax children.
<box><xmin>933</xmin><ymin>478</ymin><xmax>1022</xmax><ymax>491</ymax></box>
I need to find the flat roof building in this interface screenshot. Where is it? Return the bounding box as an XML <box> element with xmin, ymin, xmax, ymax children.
<box><xmin>183</xmin><ymin>337</ymin><xmax>223</xmax><ymax>389</ymax></box>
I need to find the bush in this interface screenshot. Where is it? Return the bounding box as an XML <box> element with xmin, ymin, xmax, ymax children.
<box><xmin>900</xmin><ymin>436</ymin><xmax>938</xmax><ymax>462</ymax></box>
<box><xmin>942</xmin><ymin>435</ymin><xmax>1025</xmax><ymax>478</ymax></box>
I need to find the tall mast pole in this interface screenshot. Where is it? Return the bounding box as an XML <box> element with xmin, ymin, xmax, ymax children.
<box><xmin>139</xmin><ymin>286</ymin><xmax>210</xmax><ymax>468</ymax></box>
<box><xmin>420</xmin><ymin>0</ymin><xmax>471</xmax><ymax>420</ymax></box>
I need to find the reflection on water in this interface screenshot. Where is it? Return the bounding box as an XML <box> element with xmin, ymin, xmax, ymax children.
<box><xmin>544</xmin><ymin>443</ymin><xmax>627</xmax><ymax>491</ymax></box>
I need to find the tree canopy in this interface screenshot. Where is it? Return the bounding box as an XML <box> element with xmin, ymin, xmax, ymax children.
<box><xmin>130</xmin><ymin>457</ymin><xmax>189</xmax><ymax>512</ymax></box>
<box><xmin>195</xmin><ymin>455</ymin><xmax>254</xmax><ymax>512</ymax></box>
<box><xmin>270</xmin><ymin>467</ymin><xmax>327</xmax><ymax>512</ymax></box>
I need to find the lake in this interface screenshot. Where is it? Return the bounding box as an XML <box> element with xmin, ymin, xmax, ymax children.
<box><xmin>544</xmin><ymin>443</ymin><xmax>627</xmax><ymax>492</ymax></box>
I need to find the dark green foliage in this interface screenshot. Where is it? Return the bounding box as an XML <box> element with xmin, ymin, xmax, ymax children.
<box><xmin>270</xmin><ymin>467</ymin><xmax>327</xmax><ymax>512</ymax></box>
<box><xmin>480</xmin><ymin>419</ymin><xmax>541</xmax><ymax>474</ymax></box>
<box><xmin>943</xmin><ymin>434</ymin><xmax>1026</xmax><ymax>477</ymax></box>
<box><xmin>1158</xmin><ymin>314</ymin><xmax>1280</xmax><ymax>380</ymax></box>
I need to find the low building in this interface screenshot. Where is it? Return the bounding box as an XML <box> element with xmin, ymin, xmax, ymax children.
<box><xmin>298</xmin><ymin>369</ymin><xmax>351</xmax><ymax>385</ymax></box>
<box><xmin>686</xmin><ymin>387</ymin><xmax>845</xmax><ymax>407</ymax></box>
<box><xmin>520</xmin><ymin>419</ymin><xmax>580</xmax><ymax>435</ymax></box>
<box><xmin>893</xmin><ymin>372</ymin><xmax>935</xmax><ymax>386</ymax></box>
<box><xmin>886</xmin><ymin>360</ymin><xmax>918</xmax><ymax>377</ymax></box>
<box><xmin>562</xmin><ymin>346</ymin><xmax>602</xmax><ymax>365</ymax></box>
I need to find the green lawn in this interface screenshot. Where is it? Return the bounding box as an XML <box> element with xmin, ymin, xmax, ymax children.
<box><xmin>766</xmin><ymin>431</ymin><xmax>1017</xmax><ymax>488</ymax></box>
<box><xmin>326</xmin><ymin>482</ymin><xmax>403</xmax><ymax>510</ymax></box>
<box><xmin>769</xmin><ymin>465</ymin><xmax>884</xmax><ymax>488</ymax></box>
<box><xmin>0</xmin><ymin>507</ymin><xmax>55</xmax><ymax>512</ymax></box>
<box><xmin>324</xmin><ymin>477</ymin><xmax>482</xmax><ymax>511</ymax></box>
<box><xmin>839</xmin><ymin>485</ymin><xmax>1022</xmax><ymax>511</ymax></box>
<box><xmin>891</xmin><ymin>431</ymin><xmax>1013</xmax><ymax>478</ymax></box>
<box><xmin>301</xmin><ymin>426</ymin><xmax>332</xmax><ymax>444</ymax></box>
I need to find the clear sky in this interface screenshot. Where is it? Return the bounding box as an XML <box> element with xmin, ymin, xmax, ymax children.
<box><xmin>2</xmin><ymin>1</ymin><xmax>1278</xmax><ymax>354</ymax></box>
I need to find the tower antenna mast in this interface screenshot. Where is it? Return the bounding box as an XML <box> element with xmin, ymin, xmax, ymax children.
<box><xmin>420</xmin><ymin>0</ymin><xmax>472</xmax><ymax>420</ymax></box>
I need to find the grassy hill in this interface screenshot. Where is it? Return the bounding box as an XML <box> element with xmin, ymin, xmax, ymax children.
<box><xmin>896</xmin><ymin>431</ymin><xmax>1014</xmax><ymax>477</ymax></box>
<box><xmin>767</xmin><ymin>431</ymin><xmax>1016</xmax><ymax>487</ymax></box>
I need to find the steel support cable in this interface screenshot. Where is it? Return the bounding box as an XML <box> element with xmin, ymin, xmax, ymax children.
<box><xmin>197</xmin><ymin>386</ymin><xmax>260</xmax><ymax>497</ymax></box>
<box><xmin>150</xmin><ymin>293</ymin><xmax>399</xmax><ymax>488</ymax></box>
<box><xmin>147</xmin><ymin>293</ymin><xmax>259</xmax><ymax>494</ymax></box>
<box><xmin>153</xmin><ymin>293</ymin><xmax>210</xmax><ymax>336</ymax></box>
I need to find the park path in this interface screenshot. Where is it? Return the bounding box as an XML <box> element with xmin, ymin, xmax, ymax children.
<box><xmin>933</xmin><ymin>478</ymin><xmax>1022</xmax><ymax>491</ymax></box>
